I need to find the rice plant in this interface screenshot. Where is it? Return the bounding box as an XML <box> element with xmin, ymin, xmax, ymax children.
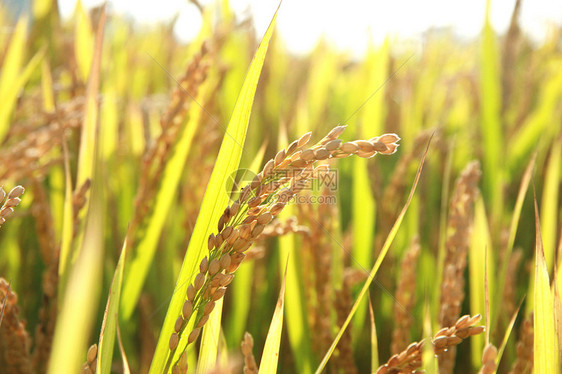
<box><xmin>0</xmin><ymin>1</ymin><xmax>560</xmax><ymax>374</ymax></box>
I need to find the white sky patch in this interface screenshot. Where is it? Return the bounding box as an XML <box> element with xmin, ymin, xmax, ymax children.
<box><xmin>57</xmin><ymin>0</ymin><xmax>562</xmax><ymax>56</ymax></box>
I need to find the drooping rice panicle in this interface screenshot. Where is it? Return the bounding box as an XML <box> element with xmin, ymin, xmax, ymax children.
<box><xmin>165</xmin><ymin>126</ymin><xmax>400</xmax><ymax>371</ymax></box>
<box><xmin>30</xmin><ymin>179</ymin><xmax>57</xmax><ymax>263</ymax></box>
<box><xmin>31</xmin><ymin>260</ymin><xmax>59</xmax><ymax>374</ymax></box>
<box><xmin>27</xmin><ymin>180</ymin><xmax>58</xmax><ymax>373</ymax></box>
<box><xmin>376</xmin><ymin>314</ymin><xmax>484</xmax><ymax>374</ymax></box>
<box><xmin>241</xmin><ymin>332</ymin><xmax>258</xmax><ymax>374</ymax></box>
<box><xmin>0</xmin><ymin>279</ymin><xmax>33</xmax><ymax>374</ymax></box>
<box><xmin>313</xmin><ymin>189</ymin><xmax>338</xmax><ymax>356</ymax></box>
<box><xmin>0</xmin><ymin>185</ymin><xmax>25</xmax><ymax>229</ymax></box>
<box><xmin>0</xmin><ymin>107</ymin><xmax>81</xmax><ymax>182</ymax></box>
<box><xmin>127</xmin><ymin>42</ymin><xmax>210</xmax><ymax>249</ymax></box>
<box><xmin>438</xmin><ymin>161</ymin><xmax>481</xmax><ymax>374</ymax></box>
<box><xmin>478</xmin><ymin>344</ymin><xmax>498</xmax><ymax>374</ymax></box>
<box><xmin>391</xmin><ymin>236</ymin><xmax>421</xmax><ymax>355</ymax></box>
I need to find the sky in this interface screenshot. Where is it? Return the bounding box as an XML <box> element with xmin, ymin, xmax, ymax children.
<box><xmin>56</xmin><ymin>0</ymin><xmax>562</xmax><ymax>56</ymax></box>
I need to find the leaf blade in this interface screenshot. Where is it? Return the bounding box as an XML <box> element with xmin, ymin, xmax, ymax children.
<box><xmin>148</xmin><ymin>6</ymin><xmax>279</xmax><ymax>372</ymax></box>
<box><xmin>258</xmin><ymin>257</ymin><xmax>288</xmax><ymax>374</ymax></box>
<box><xmin>96</xmin><ymin>239</ymin><xmax>127</xmax><ymax>374</ymax></box>
<box><xmin>533</xmin><ymin>190</ymin><xmax>560</xmax><ymax>374</ymax></box>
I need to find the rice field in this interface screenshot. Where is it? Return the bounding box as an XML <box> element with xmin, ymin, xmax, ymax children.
<box><xmin>0</xmin><ymin>1</ymin><xmax>561</xmax><ymax>373</ymax></box>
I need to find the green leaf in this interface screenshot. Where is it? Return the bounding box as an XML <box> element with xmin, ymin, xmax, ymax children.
<box><xmin>368</xmin><ymin>296</ymin><xmax>379</xmax><ymax>372</ymax></box>
<box><xmin>47</xmin><ymin>143</ymin><xmax>105</xmax><ymax>374</ymax></box>
<box><xmin>196</xmin><ymin>298</ymin><xmax>224</xmax><ymax>374</ymax></box>
<box><xmin>494</xmin><ymin>152</ymin><xmax>535</xmax><ymax>321</ymax></box>
<box><xmin>533</xmin><ymin>192</ymin><xmax>560</xmax><ymax>374</ymax></box>
<box><xmin>76</xmin><ymin>18</ymin><xmax>103</xmax><ymax>189</ymax></box>
<box><xmin>351</xmin><ymin>39</ymin><xmax>388</xmax><ymax>343</ymax></box>
<box><xmin>0</xmin><ymin>15</ymin><xmax>27</xmax><ymax>106</ymax></box>
<box><xmin>479</xmin><ymin>0</ymin><xmax>504</xmax><ymax>223</ymax></box>
<box><xmin>96</xmin><ymin>239</ymin><xmax>127</xmax><ymax>374</ymax></box>
<box><xmin>148</xmin><ymin>6</ymin><xmax>279</xmax><ymax>372</ymax></box>
<box><xmin>0</xmin><ymin>18</ymin><xmax>44</xmax><ymax>143</ymax></box>
<box><xmin>469</xmin><ymin>197</ymin><xmax>494</xmax><ymax>366</ymax></box>
<box><xmin>495</xmin><ymin>299</ymin><xmax>523</xmax><ymax>369</ymax></box>
<box><xmin>60</xmin><ymin>6</ymin><xmax>105</xmax><ymax>293</ymax></box>
<box><xmin>116</xmin><ymin>324</ymin><xmax>132</xmax><ymax>374</ymax></box>
<box><xmin>40</xmin><ymin>60</ymin><xmax>55</xmax><ymax>112</ymax></box>
<box><xmin>1</xmin><ymin>40</ymin><xmax>42</xmax><ymax>113</ymax></box>
<box><xmin>74</xmin><ymin>0</ymin><xmax>94</xmax><ymax>82</ymax></box>
<box><xmin>48</xmin><ymin>11</ymin><xmax>107</xmax><ymax>373</ymax></box>
<box><xmin>278</xmin><ymin>212</ymin><xmax>313</xmax><ymax>374</ymax></box>
<box><xmin>57</xmin><ymin>141</ymin><xmax>76</xmax><ymax>301</ymax></box>
<box><xmin>258</xmin><ymin>257</ymin><xmax>288</xmax><ymax>374</ymax></box>
<box><xmin>554</xmin><ymin>268</ymin><xmax>562</xmax><ymax>365</ymax></box>
<box><xmin>508</xmin><ymin>63</ymin><xmax>562</xmax><ymax>169</ymax></box>
<box><xmin>540</xmin><ymin>137</ymin><xmax>561</xmax><ymax>271</ymax></box>
<box><xmin>351</xmin><ymin>156</ymin><xmax>375</xmax><ymax>342</ymax></box>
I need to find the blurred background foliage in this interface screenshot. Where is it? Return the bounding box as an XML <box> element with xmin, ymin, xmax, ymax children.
<box><xmin>0</xmin><ymin>0</ymin><xmax>560</xmax><ymax>373</ymax></box>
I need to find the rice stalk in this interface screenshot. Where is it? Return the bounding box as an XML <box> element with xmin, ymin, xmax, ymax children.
<box><xmin>438</xmin><ymin>160</ymin><xmax>481</xmax><ymax>373</ymax></box>
<box><xmin>2</xmin><ymin>2</ymin><xmax>561</xmax><ymax>372</ymax></box>
<box><xmin>164</xmin><ymin>127</ymin><xmax>400</xmax><ymax>372</ymax></box>
<box><xmin>391</xmin><ymin>236</ymin><xmax>421</xmax><ymax>355</ymax></box>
